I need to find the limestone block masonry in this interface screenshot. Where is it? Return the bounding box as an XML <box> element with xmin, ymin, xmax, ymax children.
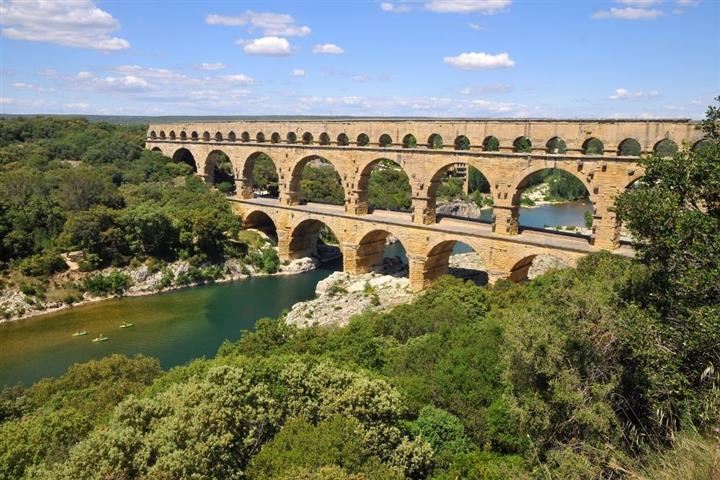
<box><xmin>145</xmin><ymin>118</ymin><xmax>703</xmax><ymax>290</ymax></box>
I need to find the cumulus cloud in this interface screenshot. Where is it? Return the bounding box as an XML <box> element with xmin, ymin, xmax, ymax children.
<box><xmin>206</xmin><ymin>11</ymin><xmax>310</xmax><ymax>36</ymax></box>
<box><xmin>380</xmin><ymin>2</ymin><xmax>413</xmax><ymax>13</ymax></box>
<box><xmin>221</xmin><ymin>74</ymin><xmax>256</xmax><ymax>84</ymax></box>
<box><xmin>443</xmin><ymin>52</ymin><xmax>515</xmax><ymax>69</ymax></box>
<box><xmin>312</xmin><ymin>43</ymin><xmax>344</xmax><ymax>54</ymax></box>
<box><xmin>240</xmin><ymin>36</ymin><xmax>292</xmax><ymax>56</ymax></box>
<box><xmin>609</xmin><ymin>88</ymin><xmax>661</xmax><ymax>99</ymax></box>
<box><xmin>425</xmin><ymin>0</ymin><xmax>511</xmax><ymax>14</ymax></box>
<box><xmin>0</xmin><ymin>0</ymin><xmax>130</xmax><ymax>51</ymax></box>
<box><xmin>198</xmin><ymin>62</ymin><xmax>227</xmax><ymax>71</ymax></box>
<box><xmin>291</xmin><ymin>68</ymin><xmax>306</xmax><ymax>77</ymax></box>
<box><xmin>593</xmin><ymin>7</ymin><xmax>664</xmax><ymax>19</ymax></box>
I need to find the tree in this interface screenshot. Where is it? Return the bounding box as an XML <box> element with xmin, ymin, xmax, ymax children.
<box><xmin>615</xmin><ymin>98</ymin><xmax>720</xmax><ymax>313</ymax></box>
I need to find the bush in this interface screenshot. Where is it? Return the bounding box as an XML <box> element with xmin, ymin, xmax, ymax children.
<box><xmin>262</xmin><ymin>247</ymin><xmax>280</xmax><ymax>273</ymax></box>
<box><xmin>18</xmin><ymin>252</ymin><xmax>68</xmax><ymax>277</ymax></box>
<box><xmin>81</xmin><ymin>271</ymin><xmax>130</xmax><ymax>296</ymax></box>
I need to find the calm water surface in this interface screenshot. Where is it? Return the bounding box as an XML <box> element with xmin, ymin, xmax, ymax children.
<box><xmin>0</xmin><ymin>203</ymin><xmax>591</xmax><ymax>388</ymax></box>
<box><xmin>0</xmin><ymin>265</ymin><xmax>338</xmax><ymax>387</ymax></box>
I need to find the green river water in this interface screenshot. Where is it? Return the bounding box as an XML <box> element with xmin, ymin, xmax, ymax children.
<box><xmin>0</xmin><ymin>265</ymin><xmax>338</xmax><ymax>387</ymax></box>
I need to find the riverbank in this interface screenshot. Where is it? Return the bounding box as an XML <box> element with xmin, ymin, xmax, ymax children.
<box><xmin>0</xmin><ymin>255</ymin><xmax>321</xmax><ymax>324</ymax></box>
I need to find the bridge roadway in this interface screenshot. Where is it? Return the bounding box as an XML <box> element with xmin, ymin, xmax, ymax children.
<box><xmin>230</xmin><ymin>196</ymin><xmax>634</xmax><ymax>290</ymax></box>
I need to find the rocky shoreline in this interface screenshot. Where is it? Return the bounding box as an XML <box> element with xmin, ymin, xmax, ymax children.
<box><xmin>0</xmin><ymin>256</ymin><xmax>320</xmax><ymax>324</ymax></box>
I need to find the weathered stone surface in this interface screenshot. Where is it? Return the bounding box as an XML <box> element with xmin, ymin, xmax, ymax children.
<box><xmin>145</xmin><ymin>118</ymin><xmax>694</xmax><ymax>289</ymax></box>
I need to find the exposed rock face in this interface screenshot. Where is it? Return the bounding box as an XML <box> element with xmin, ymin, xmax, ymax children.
<box><xmin>0</xmin><ymin>255</ymin><xmax>321</xmax><ymax>323</ymax></box>
<box><xmin>280</xmin><ymin>257</ymin><xmax>319</xmax><ymax>274</ymax></box>
<box><xmin>527</xmin><ymin>255</ymin><xmax>569</xmax><ymax>279</ymax></box>
<box><xmin>436</xmin><ymin>201</ymin><xmax>484</xmax><ymax>219</ymax></box>
<box><xmin>285</xmin><ymin>270</ymin><xmax>415</xmax><ymax>328</ymax></box>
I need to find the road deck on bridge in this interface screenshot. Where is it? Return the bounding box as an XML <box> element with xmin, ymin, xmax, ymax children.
<box><xmin>231</xmin><ymin>197</ymin><xmax>635</xmax><ymax>258</ymax></box>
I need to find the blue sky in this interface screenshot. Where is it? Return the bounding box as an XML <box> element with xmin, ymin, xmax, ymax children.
<box><xmin>1</xmin><ymin>0</ymin><xmax>718</xmax><ymax>118</ymax></box>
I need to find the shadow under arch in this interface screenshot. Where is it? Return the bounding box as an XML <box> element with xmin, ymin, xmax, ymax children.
<box><xmin>172</xmin><ymin>147</ymin><xmax>198</xmax><ymax>173</ymax></box>
<box><xmin>242</xmin><ymin>210</ymin><xmax>278</xmax><ymax>244</ymax></box>
<box><xmin>204</xmin><ymin>149</ymin><xmax>235</xmax><ymax>194</ymax></box>
<box><xmin>289</xmin><ymin>154</ymin><xmax>345</xmax><ymax>206</ymax></box>
<box><xmin>354</xmin><ymin>229</ymin><xmax>409</xmax><ymax>277</ymax></box>
<box><xmin>423</xmin><ymin>239</ymin><xmax>489</xmax><ymax>287</ymax></box>
<box><xmin>287</xmin><ymin>218</ymin><xmax>342</xmax><ymax>262</ymax></box>
<box><xmin>357</xmin><ymin>157</ymin><xmax>412</xmax><ymax>213</ymax></box>
<box><xmin>241</xmin><ymin>151</ymin><xmax>279</xmax><ymax>198</ymax></box>
<box><xmin>508</xmin><ymin>253</ymin><xmax>572</xmax><ymax>282</ymax></box>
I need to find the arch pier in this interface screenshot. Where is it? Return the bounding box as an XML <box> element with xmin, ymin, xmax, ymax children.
<box><xmin>146</xmin><ymin>118</ymin><xmax>701</xmax><ymax>289</ymax></box>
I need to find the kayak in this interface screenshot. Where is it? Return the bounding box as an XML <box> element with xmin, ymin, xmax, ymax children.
<box><xmin>120</xmin><ymin>322</ymin><xmax>134</xmax><ymax>329</ymax></box>
<box><xmin>92</xmin><ymin>335</ymin><xmax>109</xmax><ymax>342</ymax></box>
<box><xmin>72</xmin><ymin>331</ymin><xmax>88</xmax><ymax>336</ymax></box>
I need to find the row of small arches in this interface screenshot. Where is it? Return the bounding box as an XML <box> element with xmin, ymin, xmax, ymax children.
<box><xmin>148</xmin><ymin>129</ymin><xmax>704</xmax><ymax>157</ymax></box>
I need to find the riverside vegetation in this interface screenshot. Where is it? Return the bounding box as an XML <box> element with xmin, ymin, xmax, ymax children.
<box><xmin>0</xmin><ymin>117</ymin><xmax>284</xmax><ymax>320</ymax></box>
<box><xmin>0</xmin><ymin>100</ymin><xmax>719</xmax><ymax>479</ymax></box>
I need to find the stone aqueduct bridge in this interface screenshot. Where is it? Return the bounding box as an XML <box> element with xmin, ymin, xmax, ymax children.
<box><xmin>145</xmin><ymin>118</ymin><xmax>701</xmax><ymax>290</ymax></box>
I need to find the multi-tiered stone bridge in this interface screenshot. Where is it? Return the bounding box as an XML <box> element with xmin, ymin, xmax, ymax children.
<box><xmin>145</xmin><ymin>118</ymin><xmax>703</xmax><ymax>290</ymax></box>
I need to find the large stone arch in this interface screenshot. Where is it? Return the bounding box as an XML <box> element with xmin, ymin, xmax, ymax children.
<box><xmin>287</xmin><ymin>218</ymin><xmax>344</xmax><ymax>260</ymax></box>
<box><xmin>506</xmin><ymin>251</ymin><xmax>576</xmax><ymax>282</ymax></box>
<box><xmin>509</xmin><ymin>163</ymin><xmax>592</xmax><ymax>206</ymax></box>
<box><xmin>203</xmin><ymin>149</ymin><xmax>234</xmax><ymax>190</ymax></box>
<box><xmin>353</xmin><ymin>157</ymin><xmax>413</xmax><ymax>215</ymax></box>
<box><xmin>171</xmin><ymin>147</ymin><xmax>198</xmax><ymax>173</ymax></box>
<box><xmin>288</xmin><ymin>154</ymin><xmax>347</xmax><ymax>207</ymax></box>
<box><xmin>426</xmin><ymin>159</ymin><xmax>495</xmax><ymax>209</ymax></box>
<box><xmin>421</xmin><ymin>237</ymin><xmax>488</xmax><ymax>288</ymax></box>
<box><xmin>239</xmin><ymin>151</ymin><xmax>279</xmax><ymax>199</ymax></box>
<box><xmin>351</xmin><ymin>228</ymin><xmax>412</xmax><ymax>275</ymax></box>
<box><xmin>241</xmin><ymin>209</ymin><xmax>279</xmax><ymax>243</ymax></box>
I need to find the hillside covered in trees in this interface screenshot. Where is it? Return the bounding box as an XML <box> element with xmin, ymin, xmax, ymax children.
<box><xmin>0</xmin><ymin>101</ymin><xmax>718</xmax><ymax>479</ymax></box>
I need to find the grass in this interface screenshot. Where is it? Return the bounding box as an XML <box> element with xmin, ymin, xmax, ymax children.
<box><xmin>624</xmin><ymin>432</ymin><xmax>720</xmax><ymax>480</ymax></box>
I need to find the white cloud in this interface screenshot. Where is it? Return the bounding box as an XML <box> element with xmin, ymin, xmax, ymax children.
<box><xmin>37</xmin><ymin>69</ymin><xmax>57</xmax><ymax>78</ymax></box>
<box><xmin>63</xmin><ymin>102</ymin><xmax>89</xmax><ymax>110</ymax></box>
<box><xmin>206</xmin><ymin>11</ymin><xmax>310</xmax><ymax>37</ymax></box>
<box><xmin>99</xmin><ymin>75</ymin><xmax>150</xmax><ymax>90</ymax></box>
<box><xmin>241</xmin><ymin>36</ymin><xmax>292</xmax><ymax>56</ymax></box>
<box><xmin>0</xmin><ymin>97</ymin><xmax>15</xmax><ymax>105</ymax></box>
<box><xmin>312</xmin><ymin>43</ymin><xmax>344</xmax><ymax>54</ymax></box>
<box><xmin>76</xmin><ymin>71</ymin><xmax>93</xmax><ymax>79</ymax></box>
<box><xmin>460</xmin><ymin>83</ymin><xmax>513</xmax><ymax>95</ymax></box>
<box><xmin>592</xmin><ymin>7</ymin><xmax>664</xmax><ymax>19</ymax></box>
<box><xmin>198</xmin><ymin>62</ymin><xmax>227</xmax><ymax>71</ymax></box>
<box><xmin>221</xmin><ymin>74</ymin><xmax>256</xmax><ymax>84</ymax></box>
<box><xmin>468</xmin><ymin>22</ymin><xmax>485</xmax><ymax>30</ymax></box>
<box><xmin>443</xmin><ymin>52</ymin><xmax>515</xmax><ymax>69</ymax></box>
<box><xmin>609</xmin><ymin>88</ymin><xmax>661</xmax><ymax>99</ymax></box>
<box><xmin>615</xmin><ymin>0</ymin><xmax>663</xmax><ymax>5</ymax></box>
<box><xmin>0</xmin><ymin>0</ymin><xmax>130</xmax><ymax>51</ymax></box>
<box><xmin>380</xmin><ymin>2</ymin><xmax>413</xmax><ymax>13</ymax></box>
<box><xmin>291</xmin><ymin>68</ymin><xmax>306</xmax><ymax>77</ymax></box>
<box><xmin>11</xmin><ymin>82</ymin><xmax>54</xmax><ymax>92</ymax></box>
<box><xmin>425</xmin><ymin>0</ymin><xmax>511</xmax><ymax>14</ymax></box>
<box><xmin>676</xmin><ymin>0</ymin><xmax>700</xmax><ymax>5</ymax></box>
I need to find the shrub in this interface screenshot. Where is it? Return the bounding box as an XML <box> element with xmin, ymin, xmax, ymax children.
<box><xmin>81</xmin><ymin>271</ymin><xmax>130</xmax><ymax>296</ymax></box>
<box><xmin>18</xmin><ymin>252</ymin><xmax>68</xmax><ymax>277</ymax></box>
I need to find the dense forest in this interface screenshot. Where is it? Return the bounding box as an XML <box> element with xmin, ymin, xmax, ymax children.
<box><xmin>0</xmin><ymin>101</ymin><xmax>718</xmax><ymax>479</ymax></box>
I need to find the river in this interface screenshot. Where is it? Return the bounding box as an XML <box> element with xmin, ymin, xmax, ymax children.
<box><xmin>0</xmin><ymin>201</ymin><xmax>591</xmax><ymax>388</ymax></box>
